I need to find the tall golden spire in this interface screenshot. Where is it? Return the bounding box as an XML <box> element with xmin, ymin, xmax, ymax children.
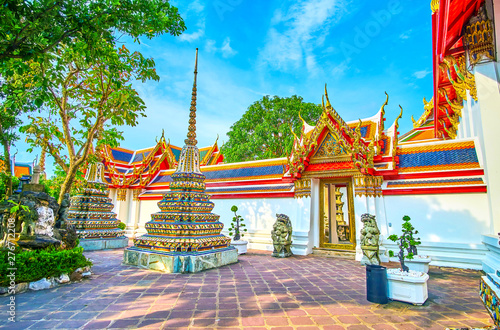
<box><xmin>185</xmin><ymin>48</ymin><xmax>198</xmax><ymax>146</ymax></box>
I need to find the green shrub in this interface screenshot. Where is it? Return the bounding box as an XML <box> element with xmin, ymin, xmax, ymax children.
<box><xmin>0</xmin><ymin>246</ymin><xmax>92</xmax><ymax>286</ymax></box>
<box><xmin>118</xmin><ymin>222</ymin><xmax>126</xmax><ymax>230</ymax></box>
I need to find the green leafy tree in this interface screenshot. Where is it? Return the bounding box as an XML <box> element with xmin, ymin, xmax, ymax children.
<box><xmin>222</xmin><ymin>95</ymin><xmax>323</xmax><ymax>163</ymax></box>
<box><xmin>20</xmin><ymin>40</ymin><xmax>158</xmax><ymax>204</ymax></box>
<box><xmin>0</xmin><ymin>0</ymin><xmax>185</xmax><ymax>199</ymax></box>
<box><xmin>40</xmin><ymin>164</ymin><xmax>86</xmax><ymax>200</ymax></box>
<box><xmin>0</xmin><ymin>171</ymin><xmax>20</xmax><ymax>201</ymax></box>
<box><xmin>0</xmin><ymin>60</ymin><xmax>38</xmax><ymax>197</ymax></box>
<box><xmin>0</xmin><ymin>0</ymin><xmax>185</xmax><ymax>61</ymax></box>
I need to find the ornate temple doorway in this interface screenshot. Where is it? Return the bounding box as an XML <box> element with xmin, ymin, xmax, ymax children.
<box><xmin>319</xmin><ymin>179</ymin><xmax>356</xmax><ymax>250</ymax></box>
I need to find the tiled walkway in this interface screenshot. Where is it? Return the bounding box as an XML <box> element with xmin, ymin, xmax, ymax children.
<box><xmin>0</xmin><ymin>248</ymin><xmax>494</xmax><ymax>329</ymax></box>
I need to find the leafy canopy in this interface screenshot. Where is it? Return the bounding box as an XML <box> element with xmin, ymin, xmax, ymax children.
<box><xmin>0</xmin><ymin>0</ymin><xmax>185</xmax><ymax>62</ymax></box>
<box><xmin>19</xmin><ymin>38</ymin><xmax>160</xmax><ymax>203</ymax></box>
<box><xmin>222</xmin><ymin>95</ymin><xmax>323</xmax><ymax>163</ymax></box>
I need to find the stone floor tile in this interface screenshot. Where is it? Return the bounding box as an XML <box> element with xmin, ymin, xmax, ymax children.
<box><xmin>169</xmin><ymin>309</ymin><xmax>194</xmax><ymax>318</ymax></box>
<box><xmin>311</xmin><ymin>316</ymin><xmax>337</xmax><ymax>324</ymax></box>
<box><xmin>44</xmin><ymin>311</ymin><xmax>77</xmax><ymax>320</ymax></box>
<box><xmin>265</xmin><ymin>316</ymin><xmax>289</xmax><ymax>326</ymax></box>
<box><xmin>337</xmin><ymin>315</ymin><xmax>361</xmax><ymax>324</ymax></box>
<box><xmin>346</xmin><ymin>325</ymin><xmax>371</xmax><ymax>330</ymax></box>
<box><xmin>218</xmin><ymin>309</ymin><xmax>240</xmax><ymax>317</ymax></box>
<box><xmin>323</xmin><ymin>326</ymin><xmax>345</xmax><ymax>330</ymax></box>
<box><xmin>0</xmin><ymin>320</ymin><xmax>38</xmax><ymax>330</ymax></box>
<box><xmin>32</xmin><ymin>320</ymin><xmax>63</xmax><ymax>328</ymax></box>
<box><xmin>55</xmin><ymin>319</ymin><xmax>89</xmax><ymax>328</ymax></box>
<box><xmin>371</xmin><ymin>324</ymin><xmax>397</xmax><ymax>330</ymax></box>
<box><xmin>109</xmin><ymin>318</ymin><xmax>141</xmax><ymax>328</ymax></box>
<box><xmin>216</xmin><ymin>317</ymin><xmax>240</xmax><ymax>327</ymax></box>
<box><xmin>304</xmin><ymin>308</ymin><xmax>329</xmax><ymax>315</ymax></box>
<box><xmin>83</xmin><ymin>319</ymin><xmax>113</xmax><ymax>329</ymax></box>
<box><xmin>290</xmin><ymin>316</ymin><xmax>314</xmax><ymax>325</ymax></box>
<box><xmin>241</xmin><ymin>316</ymin><xmax>265</xmax><ymax>326</ymax></box>
<box><xmin>286</xmin><ymin>309</ymin><xmax>308</xmax><ymax>316</ymax></box>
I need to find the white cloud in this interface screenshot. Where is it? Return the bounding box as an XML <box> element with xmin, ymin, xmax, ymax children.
<box><xmin>259</xmin><ymin>0</ymin><xmax>351</xmax><ymax>74</ymax></box>
<box><xmin>221</xmin><ymin>38</ymin><xmax>237</xmax><ymax>58</ymax></box>
<box><xmin>399</xmin><ymin>29</ymin><xmax>412</xmax><ymax>40</ymax></box>
<box><xmin>179</xmin><ymin>23</ymin><xmax>205</xmax><ymax>42</ymax></box>
<box><xmin>331</xmin><ymin>61</ymin><xmax>350</xmax><ymax>76</ymax></box>
<box><xmin>205</xmin><ymin>37</ymin><xmax>237</xmax><ymax>58</ymax></box>
<box><xmin>413</xmin><ymin>69</ymin><xmax>431</xmax><ymax>79</ymax></box>
<box><xmin>178</xmin><ymin>0</ymin><xmax>206</xmax><ymax>42</ymax></box>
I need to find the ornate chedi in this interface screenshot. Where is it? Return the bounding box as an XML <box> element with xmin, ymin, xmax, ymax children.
<box><xmin>359</xmin><ymin>213</ymin><xmax>381</xmax><ymax>265</ymax></box>
<box><xmin>66</xmin><ymin>162</ymin><xmax>127</xmax><ymax>250</ymax></box>
<box><xmin>123</xmin><ymin>49</ymin><xmax>237</xmax><ymax>273</ymax></box>
<box><xmin>271</xmin><ymin>214</ymin><xmax>293</xmax><ymax>258</ymax></box>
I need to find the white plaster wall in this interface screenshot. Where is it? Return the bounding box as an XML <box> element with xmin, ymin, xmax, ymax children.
<box><xmin>212</xmin><ymin>197</ymin><xmax>311</xmax><ymax>255</ymax></box>
<box><xmin>382</xmin><ymin>193</ymin><xmax>491</xmax><ymax>269</ymax></box>
<box><xmin>136</xmin><ymin>199</ymin><xmax>160</xmax><ymax>236</ymax></box>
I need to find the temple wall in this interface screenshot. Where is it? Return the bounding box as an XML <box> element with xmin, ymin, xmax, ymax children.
<box><xmin>212</xmin><ymin>197</ymin><xmax>312</xmax><ymax>255</ymax></box>
<box><xmin>381</xmin><ymin>193</ymin><xmax>491</xmax><ymax>269</ymax></box>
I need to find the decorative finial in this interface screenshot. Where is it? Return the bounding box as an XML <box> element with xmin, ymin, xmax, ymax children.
<box><xmin>185</xmin><ymin>48</ymin><xmax>198</xmax><ymax>146</ymax></box>
<box><xmin>324</xmin><ymin>84</ymin><xmax>332</xmax><ymax>109</ymax></box>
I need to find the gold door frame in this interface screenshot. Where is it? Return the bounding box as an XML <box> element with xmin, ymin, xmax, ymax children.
<box><xmin>319</xmin><ymin>178</ymin><xmax>356</xmax><ymax>250</ymax></box>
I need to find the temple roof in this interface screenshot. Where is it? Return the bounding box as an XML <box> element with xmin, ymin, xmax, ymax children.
<box><xmin>431</xmin><ymin>0</ymin><xmax>484</xmax><ymax>139</ymax></box>
<box><xmin>100</xmin><ymin>134</ymin><xmax>223</xmax><ymax>189</ymax></box>
<box><xmin>288</xmin><ymin>87</ymin><xmax>401</xmax><ymax>178</ymax></box>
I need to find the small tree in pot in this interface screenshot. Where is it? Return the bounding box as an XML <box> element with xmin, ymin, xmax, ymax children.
<box><xmin>228</xmin><ymin>205</ymin><xmax>247</xmax><ymax>241</ymax></box>
<box><xmin>388</xmin><ymin>215</ymin><xmax>421</xmax><ymax>272</ymax></box>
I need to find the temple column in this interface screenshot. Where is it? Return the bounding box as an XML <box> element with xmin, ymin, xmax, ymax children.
<box><xmin>473</xmin><ymin>60</ymin><xmax>500</xmax><ymax>235</ymax></box>
<box><xmin>125</xmin><ymin>190</ymin><xmax>140</xmax><ymax>238</ymax></box>
<box><xmin>310</xmin><ymin>178</ymin><xmax>320</xmax><ymax>249</ymax></box>
<box><xmin>354</xmin><ymin>194</ymin><xmax>369</xmax><ymax>261</ymax></box>
<box><xmin>135</xmin><ymin>201</ymin><xmax>150</xmax><ymax>236</ymax></box>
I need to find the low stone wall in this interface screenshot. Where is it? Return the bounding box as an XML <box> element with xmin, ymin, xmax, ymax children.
<box><xmin>0</xmin><ymin>266</ymin><xmax>92</xmax><ymax>295</ymax></box>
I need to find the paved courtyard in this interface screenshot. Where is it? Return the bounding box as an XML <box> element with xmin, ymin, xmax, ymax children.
<box><xmin>0</xmin><ymin>248</ymin><xmax>494</xmax><ymax>329</ymax></box>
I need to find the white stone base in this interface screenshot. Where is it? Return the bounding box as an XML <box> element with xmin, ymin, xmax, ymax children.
<box><xmin>482</xmin><ymin>235</ymin><xmax>500</xmax><ymax>274</ymax></box>
<box><xmin>123</xmin><ymin>247</ymin><xmax>238</xmax><ymax>273</ymax></box>
<box><xmin>79</xmin><ymin>236</ymin><xmax>129</xmax><ymax>251</ymax></box>
<box><xmin>387</xmin><ymin>270</ymin><xmax>429</xmax><ymax>305</ymax></box>
<box><xmin>405</xmin><ymin>256</ymin><xmax>431</xmax><ymax>273</ymax></box>
<box><xmin>231</xmin><ymin>240</ymin><xmax>248</xmax><ymax>254</ymax></box>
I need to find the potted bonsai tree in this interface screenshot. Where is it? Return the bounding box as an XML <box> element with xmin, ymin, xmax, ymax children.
<box><xmin>388</xmin><ymin>215</ymin><xmax>431</xmax><ymax>273</ymax></box>
<box><xmin>228</xmin><ymin>205</ymin><xmax>248</xmax><ymax>254</ymax></box>
<box><xmin>386</xmin><ymin>215</ymin><xmax>429</xmax><ymax>305</ymax></box>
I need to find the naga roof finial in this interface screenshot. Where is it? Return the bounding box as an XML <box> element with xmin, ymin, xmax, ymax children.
<box><xmin>324</xmin><ymin>84</ymin><xmax>332</xmax><ymax>109</ymax></box>
<box><xmin>185</xmin><ymin>48</ymin><xmax>198</xmax><ymax>146</ymax></box>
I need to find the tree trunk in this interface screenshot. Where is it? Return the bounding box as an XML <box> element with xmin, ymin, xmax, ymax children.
<box><xmin>58</xmin><ymin>165</ymin><xmax>77</xmax><ymax>205</ymax></box>
<box><xmin>1</xmin><ymin>129</ymin><xmax>13</xmax><ymax>197</ymax></box>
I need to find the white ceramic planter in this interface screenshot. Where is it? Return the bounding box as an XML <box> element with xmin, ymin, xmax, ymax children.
<box><xmin>231</xmin><ymin>240</ymin><xmax>248</xmax><ymax>254</ymax></box>
<box><xmin>387</xmin><ymin>269</ymin><xmax>429</xmax><ymax>305</ymax></box>
<box><xmin>405</xmin><ymin>256</ymin><xmax>431</xmax><ymax>273</ymax></box>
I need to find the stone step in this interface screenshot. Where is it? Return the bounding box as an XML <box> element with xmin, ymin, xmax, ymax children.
<box><xmin>312</xmin><ymin>248</ymin><xmax>356</xmax><ymax>259</ymax></box>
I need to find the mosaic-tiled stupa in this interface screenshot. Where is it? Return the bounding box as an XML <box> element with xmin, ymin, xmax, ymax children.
<box><xmin>67</xmin><ymin>162</ymin><xmax>128</xmax><ymax>250</ymax></box>
<box><xmin>123</xmin><ymin>49</ymin><xmax>238</xmax><ymax>273</ymax></box>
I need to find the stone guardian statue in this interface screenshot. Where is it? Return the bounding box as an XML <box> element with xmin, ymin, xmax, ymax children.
<box><xmin>360</xmin><ymin>213</ymin><xmax>381</xmax><ymax>265</ymax></box>
<box><xmin>271</xmin><ymin>214</ymin><xmax>293</xmax><ymax>258</ymax></box>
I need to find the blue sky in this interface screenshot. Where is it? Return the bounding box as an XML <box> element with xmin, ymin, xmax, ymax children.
<box><xmin>15</xmin><ymin>0</ymin><xmax>434</xmax><ymax>175</ymax></box>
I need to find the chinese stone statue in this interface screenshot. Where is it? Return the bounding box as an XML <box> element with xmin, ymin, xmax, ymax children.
<box><xmin>360</xmin><ymin>213</ymin><xmax>381</xmax><ymax>265</ymax></box>
<box><xmin>271</xmin><ymin>214</ymin><xmax>293</xmax><ymax>258</ymax></box>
